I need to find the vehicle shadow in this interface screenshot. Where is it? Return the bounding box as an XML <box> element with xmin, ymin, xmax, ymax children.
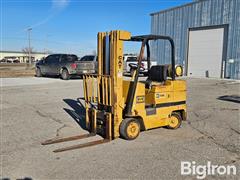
<box><xmin>63</xmin><ymin>98</ymin><xmax>87</xmax><ymax>130</ymax></box>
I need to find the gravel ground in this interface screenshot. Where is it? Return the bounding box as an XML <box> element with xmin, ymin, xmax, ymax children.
<box><xmin>1</xmin><ymin>77</ymin><xmax>239</xmax><ymax>179</ymax></box>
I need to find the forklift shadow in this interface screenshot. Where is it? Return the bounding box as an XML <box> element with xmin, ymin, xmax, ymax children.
<box><xmin>217</xmin><ymin>95</ymin><xmax>240</xmax><ymax>103</ymax></box>
<box><xmin>63</xmin><ymin>98</ymin><xmax>87</xmax><ymax>130</ymax></box>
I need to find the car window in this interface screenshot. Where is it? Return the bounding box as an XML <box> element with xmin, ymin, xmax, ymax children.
<box><xmin>125</xmin><ymin>57</ymin><xmax>147</xmax><ymax>62</ymax></box>
<box><xmin>80</xmin><ymin>55</ymin><xmax>95</xmax><ymax>61</ymax></box>
<box><xmin>61</xmin><ymin>55</ymin><xmax>78</xmax><ymax>62</ymax></box>
<box><xmin>61</xmin><ymin>55</ymin><xmax>67</xmax><ymax>62</ymax></box>
<box><xmin>68</xmin><ymin>55</ymin><xmax>78</xmax><ymax>62</ymax></box>
<box><xmin>52</xmin><ymin>55</ymin><xmax>60</xmax><ymax>64</ymax></box>
<box><xmin>126</xmin><ymin>57</ymin><xmax>137</xmax><ymax>62</ymax></box>
<box><xmin>80</xmin><ymin>56</ymin><xmax>87</xmax><ymax>61</ymax></box>
<box><xmin>45</xmin><ymin>55</ymin><xmax>53</xmax><ymax>64</ymax></box>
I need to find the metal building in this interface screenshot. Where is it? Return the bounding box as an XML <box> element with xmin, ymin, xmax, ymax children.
<box><xmin>0</xmin><ymin>50</ymin><xmax>48</xmax><ymax>63</ymax></box>
<box><xmin>150</xmin><ymin>0</ymin><xmax>239</xmax><ymax>79</ymax></box>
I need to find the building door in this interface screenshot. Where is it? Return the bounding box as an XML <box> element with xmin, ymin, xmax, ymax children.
<box><xmin>187</xmin><ymin>26</ymin><xmax>228</xmax><ymax>78</ymax></box>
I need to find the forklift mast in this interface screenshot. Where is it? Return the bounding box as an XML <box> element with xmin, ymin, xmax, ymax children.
<box><xmin>84</xmin><ymin>30</ymin><xmax>132</xmax><ymax>139</ymax></box>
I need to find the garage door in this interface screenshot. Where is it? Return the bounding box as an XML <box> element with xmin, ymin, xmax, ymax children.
<box><xmin>187</xmin><ymin>27</ymin><xmax>225</xmax><ymax>78</ymax></box>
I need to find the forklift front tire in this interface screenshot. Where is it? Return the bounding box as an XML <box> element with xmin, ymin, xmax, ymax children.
<box><xmin>120</xmin><ymin>118</ymin><xmax>140</xmax><ymax>140</ymax></box>
<box><xmin>167</xmin><ymin>112</ymin><xmax>182</xmax><ymax>129</ymax></box>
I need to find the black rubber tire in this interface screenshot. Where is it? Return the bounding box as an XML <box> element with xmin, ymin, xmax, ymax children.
<box><xmin>167</xmin><ymin>112</ymin><xmax>182</xmax><ymax>129</ymax></box>
<box><xmin>36</xmin><ymin>67</ymin><xmax>42</xmax><ymax>77</ymax></box>
<box><xmin>120</xmin><ymin>118</ymin><xmax>140</xmax><ymax>140</ymax></box>
<box><xmin>61</xmin><ymin>69</ymin><xmax>70</xmax><ymax>80</ymax></box>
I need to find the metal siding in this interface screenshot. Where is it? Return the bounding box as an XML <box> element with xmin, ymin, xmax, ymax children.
<box><xmin>151</xmin><ymin>0</ymin><xmax>240</xmax><ymax>79</ymax></box>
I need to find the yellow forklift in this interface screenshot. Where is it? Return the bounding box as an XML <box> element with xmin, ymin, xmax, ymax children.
<box><xmin>42</xmin><ymin>30</ymin><xmax>186</xmax><ymax>152</ymax></box>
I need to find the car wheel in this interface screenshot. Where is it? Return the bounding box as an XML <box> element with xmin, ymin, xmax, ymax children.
<box><xmin>36</xmin><ymin>68</ymin><xmax>42</xmax><ymax>77</ymax></box>
<box><xmin>61</xmin><ymin>69</ymin><xmax>70</xmax><ymax>80</ymax></box>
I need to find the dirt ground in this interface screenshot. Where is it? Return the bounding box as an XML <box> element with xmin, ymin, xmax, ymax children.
<box><xmin>0</xmin><ymin>64</ymin><xmax>35</xmax><ymax>78</ymax></box>
<box><xmin>1</xmin><ymin>77</ymin><xmax>240</xmax><ymax>179</ymax></box>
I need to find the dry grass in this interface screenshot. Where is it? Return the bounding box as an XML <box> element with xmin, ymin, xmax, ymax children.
<box><xmin>0</xmin><ymin>63</ymin><xmax>35</xmax><ymax>78</ymax></box>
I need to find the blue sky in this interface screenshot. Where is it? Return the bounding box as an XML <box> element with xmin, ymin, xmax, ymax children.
<box><xmin>1</xmin><ymin>0</ymin><xmax>192</xmax><ymax>56</ymax></box>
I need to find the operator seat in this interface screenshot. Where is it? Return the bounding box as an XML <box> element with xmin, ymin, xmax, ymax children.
<box><xmin>145</xmin><ymin>65</ymin><xmax>169</xmax><ymax>88</ymax></box>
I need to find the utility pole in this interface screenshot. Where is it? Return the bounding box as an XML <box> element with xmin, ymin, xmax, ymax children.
<box><xmin>45</xmin><ymin>34</ymin><xmax>50</xmax><ymax>54</ymax></box>
<box><xmin>27</xmin><ymin>27</ymin><xmax>32</xmax><ymax>65</ymax></box>
<box><xmin>45</xmin><ymin>34</ymin><xmax>48</xmax><ymax>54</ymax></box>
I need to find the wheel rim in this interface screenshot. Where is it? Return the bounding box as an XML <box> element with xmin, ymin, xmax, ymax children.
<box><xmin>63</xmin><ymin>71</ymin><xmax>67</xmax><ymax>78</ymax></box>
<box><xmin>169</xmin><ymin>116</ymin><xmax>179</xmax><ymax>128</ymax></box>
<box><xmin>37</xmin><ymin>69</ymin><xmax>40</xmax><ymax>76</ymax></box>
<box><xmin>127</xmin><ymin>122</ymin><xmax>139</xmax><ymax>138</ymax></box>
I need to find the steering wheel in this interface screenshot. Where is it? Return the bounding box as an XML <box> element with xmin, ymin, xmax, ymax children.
<box><xmin>129</xmin><ymin>63</ymin><xmax>138</xmax><ymax>70</ymax></box>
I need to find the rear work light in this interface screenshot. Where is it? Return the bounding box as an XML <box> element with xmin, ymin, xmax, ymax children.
<box><xmin>71</xmin><ymin>63</ymin><xmax>77</xmax><ymax>69</ymax></box>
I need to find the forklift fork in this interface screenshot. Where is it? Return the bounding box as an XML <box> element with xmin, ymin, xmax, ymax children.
<box><xmin>41</xmin><ymin>133</ymin><xmax>95</xmax><ymax>145</ymax></box>
<box><xmin>53</xmin><ymin>139</ymin><xmax>110</xmax><ymax>153</ymax></box>
<box><xmin>41</xmin><ymin>109</ymin><xmax>112</xmax><ymax>153</ymax></box>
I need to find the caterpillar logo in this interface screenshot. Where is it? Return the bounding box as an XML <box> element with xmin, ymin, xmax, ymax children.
<box><xmin>136</xmin><ymin>96</ymin><xmax>145</xmax><ymax>103</ymax></box>
<box><xmin>156</xmin><ymin>93</ymin><xmax>167</xmax><ymax>98</ymax></box>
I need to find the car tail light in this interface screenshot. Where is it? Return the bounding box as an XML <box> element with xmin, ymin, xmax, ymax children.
<box><xmin>71</xmin><ymin>63</ymin><xmax>77</xmax><ymax>69</ymax></box>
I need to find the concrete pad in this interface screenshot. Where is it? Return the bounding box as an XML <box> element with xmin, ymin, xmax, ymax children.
<box><xmin>1</xmin><ymin>77</ymin><xmax>239</xmax><ymax>179</ymax></box>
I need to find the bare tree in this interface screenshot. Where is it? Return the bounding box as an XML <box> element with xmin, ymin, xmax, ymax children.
<box><xmin>22</xmin><ymin>47</ymin><xmax>34</xmax><ymax>54</ymax></box>
<box><xmin>22</xmin><ymin>47</ymin><xmax>34</xmax><ymax>63</ymax></box>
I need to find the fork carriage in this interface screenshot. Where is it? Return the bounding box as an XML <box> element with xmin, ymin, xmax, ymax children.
<box><xmin>83</xmin><ymin>74</ymin><xmax>113</xmax><ymax>139</ymax></box>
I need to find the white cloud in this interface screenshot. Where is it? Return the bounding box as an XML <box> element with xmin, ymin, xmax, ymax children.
<box><xmin>28</xmin><ymin>0</ymin><xmax>70</xmax><ymax>29</ymax></box>
<box><xmin>52</xmin><ymin>0</ymin><xmax>70</xmax><ymax>10</ymax></box>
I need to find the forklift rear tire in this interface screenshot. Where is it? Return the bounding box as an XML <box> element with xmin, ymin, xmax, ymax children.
<box><xmin>167</xmin><ymin>112</ymin><xmax>182</xmax><ymax>129</ymax></box>
<box><xmin>120</xmin><ymin>118</ymin><xmax>140</xmax><ymax>140</ymax></box>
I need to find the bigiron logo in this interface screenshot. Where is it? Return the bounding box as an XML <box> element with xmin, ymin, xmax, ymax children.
<box><xmin>181</xmin><ymin>161</ymin><xmax>237</xmax><ymax>179</ymax></box>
